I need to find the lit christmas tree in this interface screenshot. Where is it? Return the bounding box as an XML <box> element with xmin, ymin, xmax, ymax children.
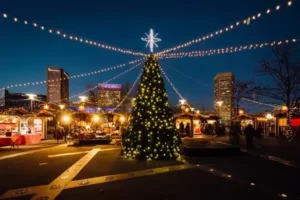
<box><xmin>122</xmin><ymin>54</ymin><xmax>181</xmax><ymax>160</ymax></box>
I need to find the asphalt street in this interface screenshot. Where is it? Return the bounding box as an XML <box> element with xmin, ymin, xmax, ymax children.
<box><xmin>0</xmin><ymin>141</ymin><xmax>298</xmax><ymax>200</ymax></box>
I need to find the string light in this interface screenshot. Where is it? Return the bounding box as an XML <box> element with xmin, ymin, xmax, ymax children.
<box><xmin>159</xmin><ymin>38</ymin><xmax>299</xmax><ymax>59</ymax></box>
<box><xmin>1</xmin><ymin>57</ymin><xmax>145</xmax><ymax>90</ymax></box>
<box><xmin>159</xmin><ymin>65</ymin><xmax>192</xmax><ymax>109</ymax></box>
<box><xmin>69</xmin><ymin>61</ymin><xmax>144</xmax><ymax>100</ymax></box>
<box><xmin>155</xmin><ymin>0</ymin><xmax>296</xmax><ymax>55</ymax></box>
<box><xmin>1</xmin><ymin>12</ymin><xmax>146</xmax><ymax>57</ymax></box>
<box><xmin>112</xmin><ymin>70</ymin><xmax>142</xmax><ymax>112</ymax></box>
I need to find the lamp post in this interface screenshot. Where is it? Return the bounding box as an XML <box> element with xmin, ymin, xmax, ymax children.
<box><xmin>216</xmin><ymin>100</ymin><xmax>223</xmax><ymax>117</ymax></box>
<box><xmin>26</xmin><ymin>93</ymin><xmax>37</xmax><ymax>112</ymax></box>
<box><xmin>62</xmin><ymin>115</ymin><xmax>70</xmax><ymax>142</ymax></box>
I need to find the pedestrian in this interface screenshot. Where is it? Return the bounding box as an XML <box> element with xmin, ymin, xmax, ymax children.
<box><xmin>244</xmin><ymin>124</ymin><xmax>255</xmax><ymax>149</ymax></box>
<box><xmin>185</xmin><ymin>123</ymin><xmax>190</xmax><ymax>137</ymax></box>
<box><xmin>179</xmin><ymin>122</ymin><xmax>184</xmax><ymax>137</ymax></box>
<box><xmin>255</xmin><ymin>124</ymin><xmax>263</xmax><ymax>148</ymax></box>
<box><xmin>54</xmin><ymin>126</ymin><xmax>60</xmax><ymax>144</ymax></box>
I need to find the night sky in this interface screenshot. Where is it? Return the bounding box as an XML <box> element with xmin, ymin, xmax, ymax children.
<box><xmin>0</xmin><ymin>0</ymin><xmax>299</xmax><ymax>111</ymax></box>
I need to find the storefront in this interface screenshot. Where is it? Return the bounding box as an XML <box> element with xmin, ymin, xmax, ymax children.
<box><xmin>174</xmin><ymin>113</ymin><xmax>208</xmax><ymax>136</ymax></box>
<box><xmin>0</xmin><ymin>109</ymin><xmax>47</xmax><ymax>146</ymax></box>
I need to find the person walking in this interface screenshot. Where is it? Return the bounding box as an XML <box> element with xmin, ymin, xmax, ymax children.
<box><xmin>185</xmin><ymin>123</ymin><xmax>191</xmax><ymax>137</ymax></box>
<box><xmin>179</xmin><ymin>122</ymin><xmax>184</xmax><ymax>137</ymax></box>
<box><xmin>244</xmin><ymin>124</ymin><xmax>255</xmax><ymax>149</ymax></box>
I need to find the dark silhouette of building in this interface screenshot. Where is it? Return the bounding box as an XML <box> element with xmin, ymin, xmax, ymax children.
<box><xmin>1</xmin><ymin>91</ymin><xmax>46</xmax><ymax>111</ymax></box>
<box><xmin>47</xmin><ymin>67</ymin><xmax>69</xmax><ymax>104</ymax></box>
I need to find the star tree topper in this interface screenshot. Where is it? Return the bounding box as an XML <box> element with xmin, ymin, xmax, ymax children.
<box><xmin>141</xmin><ymin>29</ymin><xmax>162</xmax><ymax>53</ymax></box>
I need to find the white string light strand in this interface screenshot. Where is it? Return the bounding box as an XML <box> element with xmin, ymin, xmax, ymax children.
<box><xmin>112</xmin><ymin>70</ymin><xmax>142</xmax><ymax>112</ymax></box>
<box><xmin>159</xmin><ymin>65</ymin><xmax>192</xmax><ymax>108</ymax></box>
<box><xmin>1</xmin><ymin>57</ymin><xmax>145</xmax><ymax>90</ymax></box>
<box><xmin>156</xmin><ymin>0</ymin><xmax>295</xmax><ymax>55</ymax></box>
<box><xmin>159</xmin><ymin>38</ymin><xmax>299</xmax><ymax>59</ymax></box>
<box><xmin>1</xmin><ymin>12</ymin><xmax>146</xmax><ymax>57</ymax></box>
<box><xmin>69</xmin><ymin>61</ymin><xmax>144</xmax><ymax>100</ymax></box>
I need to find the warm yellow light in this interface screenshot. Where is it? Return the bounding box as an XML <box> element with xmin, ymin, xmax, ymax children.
<box><xmin>120</xmin><ymin>116</ymin><xmax>126</xmax><ymax>123</ymax></box>
<box><xmin>59</xmin><ymin>104</ymin><xmax>65</xmax><ymax>110</ymax></box>
<box><xmin>93</xmin><ymin>115</ymin><xmax>99</xmax><ymax>122</ymax></box>
<box><xmin>44</xmin><ymin>105</ymin><xmax>49</xmax><ymax>110</ymax></box>
<box><xmin>79</xmin><ymin>105</ymin><xmax>85</xmax><ymax>111</ymax></box>
<box><xmin>281</xmin><ymin>106</ymin><xmax>288</xmax><ymax>111</ymax></box>
<box><xmin>239</xmin><ymin>109</ymin><xmax>244</xmax><ymax>115</ymax></box>
<box><xmin>86</xmin><ymin>125</ymin><xmax>91</xmax><ymax>129</ymax></box>
<box><xmin>62</xmin><ymin>115</ymin><xmax>70</xmax><ymax>123</ymax></box>
<box><xmin>185</xmin><ymin>108</ymin><xmax>189</xmax><ymax>113</ymax></box>
<box><xmin>216</xmin><ymin>101</ymin><xmax>223</xmax><ymax>107</ymax></box>
<box><xmin>196</xmin><ymin>110</ymin><xmax>200</xmax><ymax>115</ymax></box>
<box><xmin>26</xmin><ymin>93</ymin><xmax>37</xmax><ymax>100</ymax></box>
<box><xmin>79</xmin><ymin>96</ymin><xmax>88</xmax><ymax>102</ymax></box>
<box><xmin>266</xmin><ymin>113</ymin><xmax>274</xmax><ymax>120</ymax></box>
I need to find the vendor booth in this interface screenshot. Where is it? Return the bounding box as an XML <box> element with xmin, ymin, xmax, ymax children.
<box><xmin>0</xmin><ymin>108</ymin><xmax>48</xmax><ymax>146</ymax></box>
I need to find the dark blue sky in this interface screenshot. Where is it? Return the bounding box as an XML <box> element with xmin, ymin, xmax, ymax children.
<box><xmin>0</xmin><ymin>0</ymin><xmax>299</xmax><ymax>110</ymax></box>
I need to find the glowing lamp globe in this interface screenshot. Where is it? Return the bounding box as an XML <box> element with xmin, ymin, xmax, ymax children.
<box><xmin>26</xmin><ymin>93</ymin><xmax>37</xmax><ymax>100</ymax></box>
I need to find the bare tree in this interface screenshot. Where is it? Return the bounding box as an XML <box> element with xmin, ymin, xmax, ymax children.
<box><xmin>256</xmin><ymin>45</ymin><xmax>300</xmax><ymax>141</ymax></box>
<box><xmin>234</xmin><ymin>80</ymin><xmax>254</xmax><ymax>119</ymax></box>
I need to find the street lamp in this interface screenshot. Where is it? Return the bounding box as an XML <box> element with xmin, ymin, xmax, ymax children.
<box><xmin>266</xmin><ymin>113</ymin><xmax>274</xmax><ymax>120</ymax></box>
<box><xmin>26</xmin><ymin>93</ymin><xmax>37</xmax><ymax>112</ymax></box>
<box><xmin>191</xmin><ymin>107</ymin><xmax>195</xmax><ymax>112</ymax></box>
<box><xmin>120</xmin><ymin>116</ymin><xmax>126</xmax><ymax>124</ymax></box>
<box><xmin>179</xmin><ymin>99</ymin><xmax>186</xmax><ymax>105</ymax></box>
<box><xmin>44</xmin><ymin>104</ymin><xmax>49</xmax><ymax>110</ymax></box>
<box><xmin>79</xmin><ymin>96</ymin><xmax>88</xmax><ymax>102</ymax></box>
<box><xmin>62</xmin><ymin>115</ymin><xmax>71</xmax><ymax>142</ymax></box>
<box><xmin>185</xmin><ymin>107</ymin><xmax>190</xmax><ymax>113</ymax></box>
<box><xmin>59</xmin><ymin>104</ymin><xmax>65</xmax><ymax>110</ymax></box>
<box><xmin>93</xmin><ymin>115</ymin><xmax>100</xmax><ymax>123</ymax></box>
<box><xmin>216</xmin><ymin>101</ymin><xmax>223</xmax><ymax>117</ymax></box>
<box><xmin>196</xmin><ymin>110</ymin><xmax>200</xmax><ymax>115</ymax></box>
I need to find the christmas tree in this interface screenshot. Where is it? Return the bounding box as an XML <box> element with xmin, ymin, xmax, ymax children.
<box><xmin>122</xmin><ymin>54</ymin><xmax>181</xmax><ymax>160</ymax></box>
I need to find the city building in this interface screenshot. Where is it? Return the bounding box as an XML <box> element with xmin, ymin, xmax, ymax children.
<box><xmin>0</xmin><ymin>90</ymin><xmax>46</xmax><ymax>111</ymax></box>
<box><xmin>214</xmin><ymin>72</ymin><xmax>235</xmax><ymax>122</ymax></box>
<box><xmin>47</xmin><ymin>67</ymin><xmax>69</xmax><ymax>104</ymax></box>
<box><xmin>97</xmin><ymin>83</ymin><xmax>123</xmax><ymax>111</ymax></box>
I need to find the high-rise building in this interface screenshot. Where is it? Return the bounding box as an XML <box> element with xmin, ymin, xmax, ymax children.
<box><xmin>47</xmin><ymin>67</ymin><xmax>69</xmax><ymax>104</ymax></box>
<box><xmin>214</xmin><ymin>72</ymin><xmax>235</xmax><ymax>122</ymax></box>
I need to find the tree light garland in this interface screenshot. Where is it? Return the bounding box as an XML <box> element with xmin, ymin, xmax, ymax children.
<box><xmin>159</xmin><ymin>38</ymin><xmax>299</xmax><ymax>59</ymax></box>
<box><xmin>1</xmin><ymin>57</ymin><xmax>145</xmax><ymax>90</ymax></box>
<box><xmin>1</xmin><ymin>12</ymin><xmax>146</xmax><ymax>57</ymax></box>
<box><xmin>155</xmin><ymin>0</ymin><xmax>295</xmax><ymax>56</ymax></box>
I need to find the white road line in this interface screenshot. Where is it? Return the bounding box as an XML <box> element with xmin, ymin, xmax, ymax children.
<box><xmin>66</xmin><ymin>164</ymin><xmax>194</xmax><ymax>189</ymax></box>
<box><xmin>0</xmin><ymin>144</ymin><xmax>67</xmax><ymax>161</ymax></box>
<box><xmin>39</xmin><ymin>163</ymin><xmax>48</xmax><ymax>166</ymax></box>
<box><xmin>48</xmin><ymin>151</ymin><xmax>90</xmax><ymax>158</ymax></box>
<box><xmin>0</xmin><ymin>163</ymin><xmax>192</xmax><ymax>199</ymax></box>
<box><xmin>30</xmin><ymin>148</ymin><xmax>100</xmax><ymax>200</ymax></box>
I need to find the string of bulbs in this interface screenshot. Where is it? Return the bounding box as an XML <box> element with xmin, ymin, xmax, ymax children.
<box><xmin>1</xmin><ymin>57</ymin><xmax>145</xmax><ymax>90</ymax></box>
<box><xmin>155</xmin><ymin>0</ymin><xmax>295</xmax><ymax>56</ymax></box>
<box><xmin>1</xmin><ymin>12</ymin><xmax>146</xmax><ymax>57</ymax></box>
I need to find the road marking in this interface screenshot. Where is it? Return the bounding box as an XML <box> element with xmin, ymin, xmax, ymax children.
<box><xmin>0</xmin><ymin>144</ymin><xmax>67</xmax><ymax>161</ymax></box>
<box><xmin>66</xmin><ymin>164</ymin><xmax>194</xmax><ymax>189</ymax></box>
<box><xmin>241</xmin><ymin>148</ymin><xmax>299</xmax><ymax>168</ymax></box>
<box><xmin>0</xmin><ymin>163</ymin><xmax>192</xmax><ymax>199</ymax></box>
<box><xmin>48</xmin><ymin>151</ymin><xmax>90</xmax><ymax>158</ymax></box>
<box><xmin>39</xmin><ymin>163</ymin><xmax>48</xmax><ymax>166</ymax></box>
<box><xmin>30</xmin><ymin>148</ymin><xmax>100</xmax><ymax>200</ymax></box>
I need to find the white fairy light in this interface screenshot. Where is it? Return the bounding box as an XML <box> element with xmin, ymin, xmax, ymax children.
<box><xmin>141</xmin><ymin>29</ymin><xmax>162</xmax><ymax>53</ymax></box>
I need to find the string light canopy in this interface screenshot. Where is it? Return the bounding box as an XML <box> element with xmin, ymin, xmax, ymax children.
<box><xmin>1</xmin><ymin>57</ymin><xmax>145</xmax><ymax>90</ymax></box>
<box><xmin>1</xmin><ymin>12</ymin><xmax>146</xmax><ymax>57</ymax></box>
<box><xmin>155</xmin><ymin>0</ymin><xmax>295</xmax><ymax>56</ymax></box>
<box><xmin>159</xmin><ymin>38</ymin><xmax>299</xmax><ymax>59</ymax></box>
<box><xmin>141</xmin><ymin>29</ymin><xmax>162</xmax><ymax>53</ymax></box>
